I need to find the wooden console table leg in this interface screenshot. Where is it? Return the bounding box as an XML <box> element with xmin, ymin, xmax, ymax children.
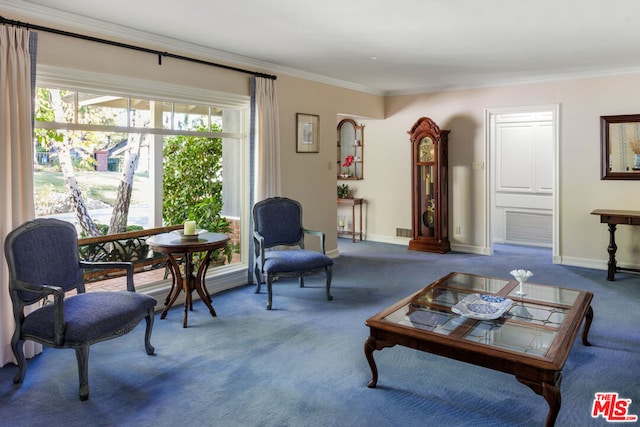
<box><xmin>351</xmin><ymin>203</ymin><xmax>356</xmax><ymax>243</ymax></box>
<box><xmin>359</xmin><ymin>201</ymin><xmax>363</xmax><ymax>241</ymax></box>
<box><xmin>607</xmin><ymin>223</ymin><xmax>618</xmax><ymax>281</ymax></box>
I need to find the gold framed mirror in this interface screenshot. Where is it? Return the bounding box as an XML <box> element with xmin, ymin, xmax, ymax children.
<box><xmin>337</xmin><ymin>118</ymin><xmax>364</xmax><ymax>180</ymax></box>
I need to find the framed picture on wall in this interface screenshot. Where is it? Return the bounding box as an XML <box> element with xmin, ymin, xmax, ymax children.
<box><xmin>296</xmin><ymin>113</ymin><xmax>319</xmax><ymax>153</ymax></box>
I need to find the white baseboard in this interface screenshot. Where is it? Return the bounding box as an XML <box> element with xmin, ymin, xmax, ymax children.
<box><xmin>558</xmin><ymin>256</ymin><xmax>606</xmax><ymax>270</ymax></box>
<box><xmin>360</xmin><ymin>234</ymin><xmax>490</xmax><ymax>255</ymax></box>
<box><xmin>557</xmin><ymin>256</ymin><xmax>640</xmax><ymax>272</ymax></box>
<box><xmin>450</xmin><ymin>243</ymin><xmax>491</xmax><ymax>255</ymax></box>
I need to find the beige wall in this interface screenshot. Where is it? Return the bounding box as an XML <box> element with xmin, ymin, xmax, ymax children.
<box><xmin>10</xmin><ymin>10</ymin><xmax>640</xmax><ymax>271</ymax></box>
<box><xmin>275</xmin><ymin>75</ymin><xmax>383</xmax><ymax>252</ymax></box>
<box><xmin>355</xmin><ymin>75</ymin><xmax>640</xmax><ymax>270</ymax></box>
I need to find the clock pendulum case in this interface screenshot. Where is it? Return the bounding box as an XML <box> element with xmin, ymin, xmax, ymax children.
<box><xmin>407</xmin><ymin>117</ymin><xmax>450</xmax><ymax>253</ymax></box>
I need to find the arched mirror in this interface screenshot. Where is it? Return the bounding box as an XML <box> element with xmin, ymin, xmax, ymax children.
<box><xmin>337</xmin><ymin>118</ymin><xmax>364</xmax><ymax>180</ymax></box>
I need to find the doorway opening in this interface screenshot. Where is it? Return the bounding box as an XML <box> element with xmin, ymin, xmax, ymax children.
<box><xmin>485</xmin><ymin>105</ymin><xmax>560</xmax><ymax>263</ymax></box>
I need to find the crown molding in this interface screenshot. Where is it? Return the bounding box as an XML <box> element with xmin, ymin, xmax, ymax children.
<box><xmin>1</xmin><ymin>0</ymin><xmax>385</xmax><ymax>96</ymax></box>
<box><xmin>384</xmin><ymin>67</ymin><xmax>640</xmax><ymax>97</ymax></box>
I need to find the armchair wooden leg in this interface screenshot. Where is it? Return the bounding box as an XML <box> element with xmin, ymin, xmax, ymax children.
<box><xmin>254</xmin><ymin>265</ymin><xmax>262</xmax><ymax>294</ymax></box>
<box><xmin>266</xmin><ymin>275</ymin><xmax>274</xmax><ymax>310</ymax></box>
<box><xmin>75</xmin><ymin>344</ymin><xmax>90</xmax><ymax>401</ymax></box>
<box><xmin>144</xmin><ymin>309</ymin><xmax>155</xmax><ymax>355</ymax></box>
<box><xmin>11</xmin><ymin>335</ymin><xmax>26</xmax><ymax>385</ymax></box>
<box><xmin>326</xmin><ymin>266</ymin><xmax>334</xmax><ymax>301</ymax></box>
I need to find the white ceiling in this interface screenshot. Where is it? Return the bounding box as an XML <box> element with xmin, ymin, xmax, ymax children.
<box><xmin>8</xmin><ymin>0</ymin><xmax>640</xmax><ymax>95</ymax></box>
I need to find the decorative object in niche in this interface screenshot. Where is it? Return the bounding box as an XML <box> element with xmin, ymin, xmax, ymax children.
<box><xmin>600</xmin><ymin>114</ymin><xmax>640</xmax><ymax>180</ymax></box>
<box><xmin>296</xmin><ymin>113</ymin><xmax>319</xmax><ymax>153</ymax></box>
<box><xmin>337</xmin><ymin>184</ymin><xmax>350</xmax><ymax>199</ymax></box>
<box><xmin>341</xmin><ymin>155</ymin><xmax>354</xmax><ymax>177</ymax></box>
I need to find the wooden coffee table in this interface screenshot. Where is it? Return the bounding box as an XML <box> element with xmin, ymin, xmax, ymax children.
<box><xmin>364</xmin><ymin>272</ymin><xmax>593</xmax><ymax>427</ymax></box>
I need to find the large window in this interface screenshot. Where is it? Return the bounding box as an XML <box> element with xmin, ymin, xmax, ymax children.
<box><xmin>33</xmin><ymin>68</ymin><xmax>250</xmax><ymax>292</ymax></box>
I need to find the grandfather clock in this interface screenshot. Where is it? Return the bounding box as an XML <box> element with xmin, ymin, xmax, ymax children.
<box><xmin>408</xmin><ymin>117</ymin><xmax>450</xmax><ymax>253</ymax></box>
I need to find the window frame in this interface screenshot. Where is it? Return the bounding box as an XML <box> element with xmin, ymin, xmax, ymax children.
<box><xmin>35</xmin><ymin>65</ymin><xmax>251</xmax><ymax>295</ymax></box>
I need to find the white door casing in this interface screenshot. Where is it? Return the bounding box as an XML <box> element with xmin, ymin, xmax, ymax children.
<box><xmin>485</xmin><ymin>105</ymin><xmax>560</xmax><ymax>261</ymax></box>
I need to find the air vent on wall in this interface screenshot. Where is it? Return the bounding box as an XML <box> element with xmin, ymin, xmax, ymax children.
<box><xmin>396</xmin><ymin>228</ymin><xmax>412</xmax><ymax>238</ymax></box>
<box><xmin>505</xmin><ymin>211</ymin><xmax>552</xmax><ymax>246</ymax></box>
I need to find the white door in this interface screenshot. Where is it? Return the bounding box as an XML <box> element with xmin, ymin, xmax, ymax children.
<box><xmin>488</xmin><ymin>107</ymin><xmax>558</xmax><ymax>252</ymax></box>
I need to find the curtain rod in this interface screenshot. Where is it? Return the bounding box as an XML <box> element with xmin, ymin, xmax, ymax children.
<box><xmin>0</xmin><ymin>15</ymin><xmax>277</xmax><ymax>80</ymax></box>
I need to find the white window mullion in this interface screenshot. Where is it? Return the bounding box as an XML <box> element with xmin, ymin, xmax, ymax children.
<box><xmin>36</xmin><ymin>120</ymin><xmax>245</xmax><ymax>139</ymax></box>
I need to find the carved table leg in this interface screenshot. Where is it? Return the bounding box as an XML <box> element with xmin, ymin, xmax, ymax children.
<box><xmin>517</xmin><ymin>373</ymin><xmax>562</xmax><ymax>427</ymax></box>
<box><xmin>582</xmin><ymin>305</ymin><xmax>594</xmax><ymax>346</ymax></box>
<box><xmin>364</xmin><ymin>336</ymin><xmax>379</xmax><ymax>388</ymax></box>
<box><xmin>161</xmin><ymin>254</ymin><xmax>182</xmax><ymax>320</ymax></box>
<box><xmin>542</xmin><ymin>380</ymin><xmax>561</xmax><ymax>427</ymax></box>
<box><xmin>163</xmin><ymin>260</ymin><xmax>177</xmax><ymax>306</ymax></box>
<box><xmin>364</xmin><ymin>336</ymin><xmax>396</xmax><ymax>388</ymax></box>
<box><xmin>194</xmin><ymin>249</ymin><xmax>217</xmax><ymax>318</ymax></box>
<box><xmin>607</xmin><ymin>223</ymin><xmax>618</xmax><ymax>281</ymax></box>
<box><xmin>182</xmin><ymin>254</ymin><xmax>193</xmax><ymax>328</ymax></box>
<box><xmin>200</xmin><ymin>251</ymin><xmax>214</xmax><ymax>304</ymax></box>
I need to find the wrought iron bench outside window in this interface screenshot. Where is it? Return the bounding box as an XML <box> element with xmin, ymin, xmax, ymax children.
<box><xmin>78</xmin><ymin>225</ymin><xmax>184</xmax><ymax>283</ymax></box>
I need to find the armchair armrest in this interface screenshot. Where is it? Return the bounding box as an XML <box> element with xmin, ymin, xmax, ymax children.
<box><xmin>80</xmin><ymin>261</ymin><xmax>135</xmax><ymax>292</ymax></box>
<box><xmin>13</xmin><ymin>279</ymin><xmax>66</xmax><ymax>346</ymax></box>
<box><xmin>12</xmin><ymin>278</ymin><xmax>62</xmax><ymax>296</ymax></box>
<box><xmin>253</xmin><ymin>230</ymin><xmax>266</xmax><ymax>272</ymax></box>
<box><xmin>302</xmin><ymin>228</ymin><xmax>327</xmax><ymax>254</ymax></box>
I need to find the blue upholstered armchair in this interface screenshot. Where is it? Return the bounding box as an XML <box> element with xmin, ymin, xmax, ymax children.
<box><xmin>253</xmin><ymin>197</ymin><xmax>334</xmax><ymax>310</ymax></box>
<box><xmin>4</xmin><ymin>218</ymin><xmax>157</xmax><ymax>400</ymax></box>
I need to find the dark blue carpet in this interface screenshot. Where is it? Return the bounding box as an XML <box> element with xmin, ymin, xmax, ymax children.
<box><xmin>1</xmin><ymin>241</ymin><xmax>638</xmax><ymax>426</ymax></box>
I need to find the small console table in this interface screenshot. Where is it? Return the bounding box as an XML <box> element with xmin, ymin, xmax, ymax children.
<box><xmin>337</xmin><ymin>198</ymin><xmax>364</xmax><ymax>243</ymax></box>
<box><xmin>591</xmin><ymin>209</ymin><xmax>640</xmax><ymax>281</ymax></box>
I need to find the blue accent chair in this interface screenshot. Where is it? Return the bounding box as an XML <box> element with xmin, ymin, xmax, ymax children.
<box><xmin>253</xmin><ymin>197</ymin><xmax>334</xmax><ymax>310</ymax></box>
<box><xmin>4</xmin><ymin>218</ymin><xmax>157</xmax><ymax>400</ymax></box>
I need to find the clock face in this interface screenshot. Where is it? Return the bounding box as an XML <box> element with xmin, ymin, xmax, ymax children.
<box><xmin>419</xmin><ymin>137</ymin><xmax>434</xmax><ymax>162</ymax></box>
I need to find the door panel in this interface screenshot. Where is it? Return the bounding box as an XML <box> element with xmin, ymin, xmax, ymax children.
<box><xmin>497</xmin><ymin>125</ymin><xmax>535</xmax><ymax>192</ymax></box>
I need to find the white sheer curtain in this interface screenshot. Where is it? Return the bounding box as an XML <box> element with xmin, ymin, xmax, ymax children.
<box><xmin>0</xmin><ymin>26</ymin><xmax>41</xmax><ymax>367</ymax></box>
<box><xmin>248</xmin><ymin>76</ymin><xmax>280</xmax><ymax>284</ymax></box>
<box><xmin>253</xmin><ymin>77</ymin><xmax>281</xmax><ymax>200</ymax></box>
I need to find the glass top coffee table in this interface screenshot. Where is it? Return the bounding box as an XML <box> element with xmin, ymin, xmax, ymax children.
<box><xmin>364</xmin><ymin>272</ymin><xmax>594</xmax><ymax>427</ymax></box>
